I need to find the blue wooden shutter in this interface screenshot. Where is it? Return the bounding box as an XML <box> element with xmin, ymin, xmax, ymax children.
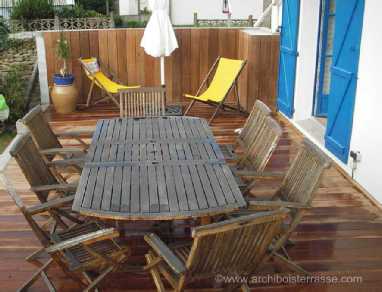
<box><xmin>277</xmin><ymin>0</ymin><xmax>300</xmax><ymax>118</ymax></box>
<box><xmin>325</xmin><ymin>0</ymin><xmax>364</xmax><ymax>163</ymax></box>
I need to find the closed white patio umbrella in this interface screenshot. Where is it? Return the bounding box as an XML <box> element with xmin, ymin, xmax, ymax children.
<box><xmin>140</xmin><ymin>0</ymin><xmax>178</xmax><ymax>86</ymax></box>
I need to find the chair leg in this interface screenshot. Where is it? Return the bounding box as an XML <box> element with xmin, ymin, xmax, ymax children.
<box><xmin>281</xmin><ymin>245</ymin><xmax>291</xmax><ymax>260</ymax></box>
<box><xmin>115</xmin><ymin>221</ymin><xmax>125</xmax><ymax>237</ymax></box>
<box><xmin>208</xmin><ymin>103</ymin><xmax>223</xmax><ymax>124</ymax></box>
<box><xmin>25</xmin><ymin>247</ymin><xmax>46</xmax><ymax>265</ymax></box>
<box><xmin>41</xmin><ymin>271</ymin><xmax>57</xmax><ymax>292</ymax></box>
<box><xmin>234</xmin><ymin>82</ymin><xmax>240</xmax><ymax>110</ymax></box>
<box><xmin>145</xmin><ymin>253</ymin><xmax>166</xmax><ymax>292</ymax></box>
<box><xmin>83</xmin><ymin>266</ymin><xmax>114</xmax><ymax>292</ymax></box>
<box><xmin>244</xmin><ymin>179</ymin><xmax>256</xmax><ymax>196</ymax></box>
<box><xmin>184</xmin><ymin>100</ymin><xmax>196</xmax><ymax>116</ymax></box>
<box><xmin>145</xmin><ymin>254</ymin><xmax>166</xmax><ymax>292</ymax></box>
<box><xmin>272</xmin><ymin>252</ymin><xmax>310</xmax><ymax>275</ymax></box>
<box><xmin>82</xmin><ymin>273</ymin><xmax>99</xmax><ymax>292</ymax></box>
<box><xmin>18</xmin><ymin>259</ymin><xmax>55</xmax><ymax>292</ymax></box>
<box><xmin>56</xmin><ymin>209</ymin><xmax>84</xmax><ymax>225</ymax></box>
<box><xmin>109</xmin><ymin>94</ymin><xmax>120</xmax><ymax>108</ymax></box>
<box><xmin>86</xmin><ymin>81</ymin><xmax>95</xmax><ymax>107</ymax></box>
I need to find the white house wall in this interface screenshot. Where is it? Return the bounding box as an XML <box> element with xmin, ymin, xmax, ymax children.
<box><xmin>293</xmin><ymin>0</ymin><xmax>321</xmax><ymax>121</ymax></box>
<box><xmin>170</xmin><ymin>0</ymin><xmax>263</xmax><ymax>25</ymax></box>
<box><xmin>349</xmin><ymin>0</ymin><xmax>382</xmax><ymax>202</ymax></box>
<box><xmin>120</xmin><ymin>0</ymin><xmax>149</xmax><ymax>16</ymax></box>
<box><xmin>283</xmin><ymin>0</ymin><xmax>382</xmax><ymax>203</ymax></box>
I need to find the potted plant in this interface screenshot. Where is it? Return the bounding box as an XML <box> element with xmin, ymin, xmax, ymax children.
<box><xmin>51</xmin><ymin>32</ymin><xmax>78</xmax><ymax>114</ymax></box>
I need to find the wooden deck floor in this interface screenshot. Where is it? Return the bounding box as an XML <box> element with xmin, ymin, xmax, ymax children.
<box><xmin>1</xmin><ymin>104</ymin><xmax>382</xmax><ymax>291</ymax></box>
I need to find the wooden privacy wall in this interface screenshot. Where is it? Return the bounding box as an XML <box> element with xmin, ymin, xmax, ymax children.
<box><xmin>43</xmin><ymin>28</ymin><xmax>279</xmax><ymax>111</ymax></box>
<box><xmin>238</xmin><ymin>31</ymin><xmax>280</xmax><ymax>111</ymax></box>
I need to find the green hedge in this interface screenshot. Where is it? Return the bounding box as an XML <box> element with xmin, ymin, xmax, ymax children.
<box><xmin>11</xmin><ymin>0</ymin><xmax>55</xmax><ymax>20</ymax></box>
<box><xmin>0</xmin><ymin>65</ymin><xmax>27</xmax><ymax>125</ymax></box>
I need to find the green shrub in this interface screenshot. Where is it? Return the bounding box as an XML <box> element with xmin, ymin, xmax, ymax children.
<box><xmin>76</xmin><ymin>0</ymin><xmax>113</xmax><ymax>15</ymax></box>
<box><xmin>56</xmin><ymin>4</ymin><xmax>101</xmax><ymax>18</ymax></box>
<box><xmin>0</xmin><ymin>18</ymin><xmax>9</xmax><ymax>51</ymax></box>
<box><xmin>11</xmin><ymin>0</ymin><xmax>55</xmax><ymax>20</ymax></box>
<box><xmin>116</xmin><ymin>19</ymin><xmax>147</xmax><ymax>28</ymax></box>
<box><xmin>128</xmin><ymin>20</ymin><xmax>147</xmax><ymax>28</ymax></box>
<box><xmin>113</xmin><ymin>15</ymin><xmax>124</xmax><ymax>27</ymax></box>
<box><xmin>0</xmin><ymin>65</ymin><xmax>27</xmax><ymax>125</ymax></box>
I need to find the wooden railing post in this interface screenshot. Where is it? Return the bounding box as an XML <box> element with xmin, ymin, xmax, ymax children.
<box><xmin>54</xmin><ymin>16</ymin><xmax>60</xmax><ymax>30</ymax></box>
<box><xmin>110</xmin><ymin>12</ymin><xmax>115</xmax><ymax>28</ymax></box>
<box><xmin>194</xmin><ymin>12</ymin><xmax>198</xmax><ymax>26</ymax></box>
<box><xmin>248</xmin><ymin>15</ymin><xmax>254</xmax><ymax>27</ymax></box>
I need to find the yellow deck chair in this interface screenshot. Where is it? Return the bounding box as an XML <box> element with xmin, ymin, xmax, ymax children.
<box><xmin>79</xmin><ymin>57</ymin><xmax>140</xmax><ymax>108</ymax></box>
<box><xmin>184</xmin><ymin>57</ymin><xmax>247</xmax><ymax>124</ymax></box>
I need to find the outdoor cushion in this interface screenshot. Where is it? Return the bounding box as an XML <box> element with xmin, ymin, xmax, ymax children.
<box><xmin>82</xmin><ymin>58</ymin><xmax>100</xmax><ymax>74</ymax></box>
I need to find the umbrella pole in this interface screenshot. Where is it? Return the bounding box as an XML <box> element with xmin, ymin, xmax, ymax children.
<box><xmin>160</xmin><ymin>56</ymin><xmax>165</xmax><ymax>87</ymax></box>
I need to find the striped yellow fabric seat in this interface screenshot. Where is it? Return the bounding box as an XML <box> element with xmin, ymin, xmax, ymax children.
<box><xmin>184</xmin><ymin>57</ymin><xmax>246</xmax><ymax>124</ymax></box>
<box><xmin>79</xmin><ymin>57</ymin><xmax>140</xmax><ymax>108</ymax></box>
<box><xmin>185</xmin><ymin>58</ymin><xmax>245</xmax><ymax>103</ymax></box>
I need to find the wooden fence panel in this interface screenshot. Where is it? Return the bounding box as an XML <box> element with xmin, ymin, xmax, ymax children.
<box><xmin>43</xmin><ymin>28</ymin><xmax>279</xmax><ymax>111</ymax></box>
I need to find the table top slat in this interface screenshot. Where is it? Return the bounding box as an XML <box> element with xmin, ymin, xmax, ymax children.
<box><xmin>120</xmin><ymin>166</ymin><xmax>132</xmax><ymax>212</ymax></box>
<box><xmin>187</xmin><ymin>164</ymin><xmax>208</xmax><ymax>210</ymax></box>
<box><xmin>173</xmin><ymin>165</ymin><xmax>189</xmax><ymax>211</ymax></box>
<box><xmin>156</xmin><ymin>165</ymin><xmax>170</xmax><ymax>212</ymax></box>
<box><xmin>180</xmin><ymin>165</ymin><xmax>199</xmax><ymax>210</ymax></box>
<box><xmin>148</xmin><ymin>165</ymin><xmax>159</xmax><ymax>213</ymax></box>
<box><xmin>139</xmin><ymin>144</ymin><xmax>150</xmax><ymax>213</ymax></box>
<box><xmin>73</xmin><ymin>117</ymin><xmax>246</xmax><ymax>220</ymax></box>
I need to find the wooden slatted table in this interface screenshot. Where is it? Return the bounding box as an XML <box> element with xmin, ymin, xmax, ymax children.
<box><xmin>73</xmin><ymin>117</ymin><xmax>246</xmax><ymax>220</ymax></box>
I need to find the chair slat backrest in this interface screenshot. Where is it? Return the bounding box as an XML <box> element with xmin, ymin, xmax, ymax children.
<box><xmin>119</xmin><ymin>87</ymin><xmax>166</xmax><ymax>118</ymax></box>
<box><xmin>21</xmin><ymin>106</ymin><xmax>61</xmax><ymax>152</ymax></box>
<box><xmin>239</xmin><ymin>117</ymin><xmax>282</xmax><ymax>171</ymax></box>
<box><xmin>239</xmin><ymin>100</ymin><xmax>272</xmax><ymax>150</ymax></box>
<box><xmin>279</xmin><ymin>138</ymin><xmax>331</xmax><ymax>205</ymax></box>
<box><xmin>186</xmin><ymin>209</ymin><xmax>288</xmax><ymax>277</ymax></box>
<box><xmin>10</xmin><ymin>134</ymin><xmax>59</xmax><ymax>202</ymax></box>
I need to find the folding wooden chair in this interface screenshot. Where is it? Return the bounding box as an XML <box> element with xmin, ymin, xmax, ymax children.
<box><xmin>220</xmin><ymin>100</ymin><xmax>272</xmax><ymax>160</ymax></box>
<box><xmin>235</xmin><ymin>138</ymin><xmax>332</xmax><ymax>274</ymax></box>
<box><xmin>144</xmin><ymin>209</ymin><xmax>288</xmax><ymax>292</ymax></box>
<box><xmin>119</xmin><ymin>87</ymin><xmax>166</xmax><ymax>118</ymax></box>
<box><xmin>21</xmin><ymin>105</ymin><xmax>91</xmax><ymax>178</ymax></box>
<box><xmin>230</xmin><ymin>116</ymin><xmax>283</xmax><ymax>192</ymax></box>
<box><xmin>10</xmin><ymin>193</ymin><xmax>129</xmax><ymax>292</ymax></box>
<box><xmin>79</xmin><ymin>57</ymin><xmax>140</xmax><ymax>108</ymax></box>
<box><xmin>21</xmin><ymin>105</ymin><xmax>92</xmax><ymax>157</ymax></box>
<box><xmin>184</xmin><ymin>57</ymin><xmax>247</xmax><ymax>124</ymax></box>
<box><xmin>10</xmin><ymin>133</ymin><xmax>81</xmax><ymax>223</ymax></box>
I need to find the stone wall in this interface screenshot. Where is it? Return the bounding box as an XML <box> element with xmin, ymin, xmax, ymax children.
<box><xmin>0</xmin><ymin>39</ymin><xmax>40</xmax><ymax>107</ymax></box>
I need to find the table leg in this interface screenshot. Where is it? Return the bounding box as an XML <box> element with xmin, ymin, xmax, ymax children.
<box><xmin>116</xmin><ymin>221</ymin><xmax>125</xmax><ymax>237</ymax></box>
<box><xmin>200</xmin><ymin>216</ymin><xmax>212</xmax><ymax>225</ymax></box>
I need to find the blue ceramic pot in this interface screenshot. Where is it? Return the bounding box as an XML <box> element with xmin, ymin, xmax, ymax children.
<box><xmin>53</xmin><ymin>74</ymin><xmax>75</xmax><ymax>86</ymax></box>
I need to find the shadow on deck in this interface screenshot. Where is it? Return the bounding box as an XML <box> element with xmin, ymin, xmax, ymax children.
<box><xmin>0</xmin><ymin>104</ymin><xmax>381</xmax><ymax>291</ymax></box>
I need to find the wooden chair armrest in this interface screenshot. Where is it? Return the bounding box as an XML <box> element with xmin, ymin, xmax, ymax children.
<box><xmin>144</xmin><ymin>233</ymin><xmax>186</xmax><ymax>275</ymax></box>
<box><xmin>30</xmin><ymin>182</ymin><xmax>78</xmax><ymax>193</ymax></box>
<box><xmin>55</xmin><ymin>130</ymin><xmax>94</xmax><ymax>139</ymax></box>
<box><xmin>40</xmin><ymin>147</ymin><xmax>86</xmax><ymax>156</ymax></box>
<box><xmin>248</xmin><ymin>200</ymin><xmax>310</xmax><ymax>210</ymax></box>
<box><xmin>234</xmin><ymin>170</ymin><xmax>285</xmax><ymax>178</ymax></box>
<box><xmin>46</xmin><ymin>228</ymin><xmax>119</xmax><ymax>254</ymax></box>
<box><xmin>27</xmin><ymin>195</ymin><xmax>75</xmax><ymax>215</ymax></box>
<box><xmin>47</xmin><ymin>158</ymin><xmax>85</xmax><ymax>168</ymax></box>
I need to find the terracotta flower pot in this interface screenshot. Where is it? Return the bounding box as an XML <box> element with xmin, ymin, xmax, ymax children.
<box><xmin>51</xmin><ymin>74</ymin><xmax>78</xmax><ymax>114</ymax></box>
